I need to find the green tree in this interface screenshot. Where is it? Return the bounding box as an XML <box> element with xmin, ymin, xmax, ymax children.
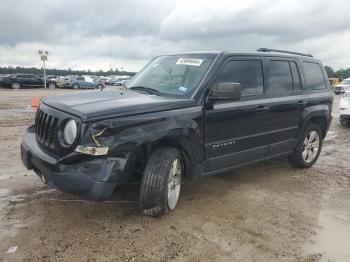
<box><xmin>325</xmin><ymin>66</ymin><xmax>334</xmax><ymax>78</ymax></box>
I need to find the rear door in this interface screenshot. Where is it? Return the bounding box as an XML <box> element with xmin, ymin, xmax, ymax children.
<box><xmin>267</xmin><ymin>58</ymin><xmax>306</xmax><ymax>156</ymax></box>
<box><xmin>204</xmin><ymin>57</ymin><xmax>273</xmax><ymax>174</ymax></box>
<box><xmin>31</xmin><ymin>75</ymin><xmax>43</xmax><ymax>87</ymax></box>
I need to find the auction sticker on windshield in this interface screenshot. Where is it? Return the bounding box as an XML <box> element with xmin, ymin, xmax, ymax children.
<box><xmin>176</xmin><ymin>58</ymin><xmax>204</xmax><ymax>66</ymax></box>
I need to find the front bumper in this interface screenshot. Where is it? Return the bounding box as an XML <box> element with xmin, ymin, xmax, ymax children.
<box><xmin>21</xmin><ymin>127</ymin><xmax>132</xmax><ymax>200</ymax></box>
<box><xmin>340</xmin><ymin>114</ymin><xmax>350</xmax><ymax>122</ymax></box>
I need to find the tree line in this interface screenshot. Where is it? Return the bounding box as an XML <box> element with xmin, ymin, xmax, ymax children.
<box><xmin>0</xmin><ymin>66</ymin><xmax>136</xmax><ymax>77</ymax></box>
<box><xmin>325</xmin><ymin>66</ymin><xmax>350</xmax><ymax>80</ymax></box>
<box><xmin>1</xmin><ymin>65</ymin><xmax>349</xmax><ymax>80</ymax></box>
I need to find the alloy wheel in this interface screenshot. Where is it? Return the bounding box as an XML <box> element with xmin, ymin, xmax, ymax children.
<box><xmin>167</xmin><ymin>159</ymin><xmax>182</xmax><ymax>210</ymax></box>
<box><xmin>302</xmin><ymin>131</ymin><xmax>320</xmax><ymax>163</ymax></box>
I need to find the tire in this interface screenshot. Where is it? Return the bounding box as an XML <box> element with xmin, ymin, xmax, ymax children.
<box><xmin>48</xmin><ymin>82</ymin><xmax>56</xmax><ymax>89</ymax></box>
<box><xmin>72</xmin><ymin>83</ymin><xmax>79</xmax><ymax>89</ymax></box>
<box><xmin>340</xmin><ymin>120</ymin><xmax>349</xmax><ymax>127</ymax></box>
<box><xmin>11</xmin><ymin>82</ymin><xmax>20</xmax><ymax>89</ymax></box>
<box><xmin>97</xmin><ymin>84</ymin><xmax>103</xmax><ymax>89</ymax></box>
<box><xmin>288</xmin><ymin>123</ymin><xmax>323</xmax><ymax>168</ymax></box>
<box><xmin>140</xmin><ymin>146</ymin><xmax>183</xmax><ymax>217</ymax></box>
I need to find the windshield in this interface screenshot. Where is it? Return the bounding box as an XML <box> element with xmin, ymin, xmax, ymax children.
<box><xmin>341</xmin><ymin>80</ymin><xmax>350</xmax><ymax>85</ymax></box>
<box><xmin>127</xmin><ymin>55</ymin><xmax>215</xmax><ymax>97</ymax></box>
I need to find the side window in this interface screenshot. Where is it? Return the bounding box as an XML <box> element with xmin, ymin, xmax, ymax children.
<box><xmin>216</xmin><ymin>60</ymin><xmax>264</xmax><ymax>96</ymax></box>
<box><xmin>303</xmin><ymin>62</ymin><xmax>326</xmax><ymax>90</ymax></box>
<box><xmin>290</xmin><ymin>62</ymin><xmax>301</xmax><ymax>90</ymax></box>
<box><xmin>269</xmin><ymin>61</ymin><xmax>293</xmax><ymax>93</ymax></box>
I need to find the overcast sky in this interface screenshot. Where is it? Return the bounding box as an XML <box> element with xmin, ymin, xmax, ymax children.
<box><xmin>0</xmin><ymin>0</ymin><xmax>349</xmax><ymax>72</ymax></box>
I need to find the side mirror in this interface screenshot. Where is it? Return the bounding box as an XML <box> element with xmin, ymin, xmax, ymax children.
<box><xmin>208</xmin><ymin>82</ymin><xmax>241</xmax><ymax>101</ymax></box>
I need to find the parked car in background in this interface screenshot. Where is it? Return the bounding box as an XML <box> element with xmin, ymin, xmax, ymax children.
<box><xmin>0</xmin><ymin>74</ymin><xmax>10</xmax><ymax>87</ymax></box>
<box><xmin>46</xmin><ymin>75</ymin><xmax>60</xmax><ymax>81</ymax></box>
<box><xmin>340</xmin><ymin>91</ymin><xmax>350</xmax><ymax>126</ymax></box>
<box><xmin>94</xmin><ymin>77</ymin><xmax>109</xmax><ymax>85</ymax></box>
<box><xmin>0</xmin><ymin>73</ymin><xmax>56</xmax><ymax>89</ymax></box>
<box><xmin>328</xmin><ymin>77</ymin><xmax>339</xmax><ymax>91</ymax></box>
<box><xmin>56</xmin><ymin>76</ymin><xmax>70</xmax><ymax>88</ymax></box>
<box><xmin>334</xmin><ymin>78</ymin><xmax>350</xmax><ymax>94</ymax></box>
<box><xmin>119</xmin><ymin>79</ymin><xmax>130</xmax><ymax>86</ymax></box>
<box><xmin>62</xmin><ymin>76</ymin><xmax>104</xmax><ymax>89</ymax></box>
<box><xmin>107</xmin><ymin>76</ymin><xmax>131</xmax><ymax>86</ymax></box>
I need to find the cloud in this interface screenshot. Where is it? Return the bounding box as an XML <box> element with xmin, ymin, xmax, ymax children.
<box><xmin>0</xmin><ymin>0</ymin><xmax>349</xmax><ymax>71</ymax></box>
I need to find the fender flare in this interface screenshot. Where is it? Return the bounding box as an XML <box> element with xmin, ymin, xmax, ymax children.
<box><xmin>298</xmin><ymin>104</ymin><xmax>331</xmax><ymax>139</ymax></box>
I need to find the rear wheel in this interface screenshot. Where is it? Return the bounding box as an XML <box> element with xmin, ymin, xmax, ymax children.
<box><xmin>340</xmin><ymin>120</ymin><xmax>349</xmax><ymax>127</ymax></box>
<box><xmin>72</xmin><ymin>83</ymin><xmax>79</xmax><ymax>89</ymax></box>
<box><xmin>11</xmin><ymin>82</ymin><xmax>20</xmax><ymax>89</ymax></box>
<box><xmin>288</xmin><ymin>123</ymin><xmax>323</xmax><ymax>168</ymax></box>
<box><xmin>140</xmin><ymin>147</ymin><xmax>182</xmax><ymax>217</ymax></box>
<box><xmin>97</xmin><ymin>84</ymin><xmax>103</xmax><ymax>89</ymax></box>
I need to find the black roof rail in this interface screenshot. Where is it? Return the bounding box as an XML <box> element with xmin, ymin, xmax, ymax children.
<box><xmin>257</xmin><ymin>48</ymin><xmax>313</xmax><ymax>57</ymax></box>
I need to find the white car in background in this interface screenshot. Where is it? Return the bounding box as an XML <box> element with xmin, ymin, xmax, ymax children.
<box><xmin>335</xmin><ymin>78</ymin><xmax>350</xmax><ymax>95</ymax></box>
<box><xmin>340</xmin><ymin>91</ymin><xmax>350</xmax><ymax>126</ymax></box>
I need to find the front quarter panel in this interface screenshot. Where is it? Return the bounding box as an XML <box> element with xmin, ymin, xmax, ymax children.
<box><xmin>80</xmin><ymin>106</ymin><xmax>205</xmax><ymax>177</ymax></box>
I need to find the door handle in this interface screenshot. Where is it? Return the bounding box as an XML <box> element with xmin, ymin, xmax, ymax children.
<box><xmin>255</xmin><ymin>106</ymin><xmax>270</xmax><ymax>112</ymax></box>
<box><xmin>297</xmin><ymin>100</ymin><xmax>308</xmax><ymax>106</ymax></box>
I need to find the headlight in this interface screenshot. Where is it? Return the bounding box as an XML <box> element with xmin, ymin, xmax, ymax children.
<box><xmin>63</xmin><ymin>119</ymin><xmax>77</xmax><ymax>145</ymax></box>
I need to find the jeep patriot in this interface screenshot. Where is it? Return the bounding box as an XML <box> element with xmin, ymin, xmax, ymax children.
<box><xmin>21</xmin><ymin>48</ymin><xmax>333</xmax><ymax>216</ymax></box>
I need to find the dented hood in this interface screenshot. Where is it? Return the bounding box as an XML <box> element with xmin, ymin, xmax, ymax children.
<box><xmin>42</xmin><ymin>90</ymin><xmax>195</xmax><ymax>121</ymax></box>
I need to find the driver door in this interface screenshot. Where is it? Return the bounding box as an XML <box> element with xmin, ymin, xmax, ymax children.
<box><xmin>204</xmin><ymin>58</ymin><xmax>272</xmax><ymax>175</ymax></box>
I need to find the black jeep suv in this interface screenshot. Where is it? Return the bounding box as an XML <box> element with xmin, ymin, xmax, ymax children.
<box><xmin>1</xmin><ymin>73</ymin><xmax>56</xmax><ymax>89</ymax></box>
<box><xmin>21</xmin><ymin>49</ymin><xmax>333</xmax><ymax>216</ymax></box>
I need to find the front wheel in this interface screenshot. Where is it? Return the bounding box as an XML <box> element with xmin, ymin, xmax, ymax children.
<box><xmin>48</xmin><ymin>82</ymin><xmax>56</xmax><ymax>89</ymax></box>
<box><xmin>72</xmin><ymin>83</ymin><xmax>79</xmax><ymax>89</ymax></box>
<box><xmin>340</xmin><ymin>120</ymin><xmax>349</xmax><ymax>127</ymax></box>
<box><xmin>288</xmin><ymin>123</ymin><xmax>323</xmax><ymax>168</ymax></box>
<box><xmin>140</xmin><ymin>147</ymin><xmax>183</xmax><ymax>217</ymax></box>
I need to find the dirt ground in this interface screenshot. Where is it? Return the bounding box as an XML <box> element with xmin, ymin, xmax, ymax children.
<box><xmin>0</xmin><ymin>88</ymin><xmax>349</xmax><ymax>262</ymax></box>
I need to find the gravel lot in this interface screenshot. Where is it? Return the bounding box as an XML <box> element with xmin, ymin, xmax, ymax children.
<box><xmin>0</xmin><ymin>89</ymin><xmax>349</xmax><ymax>262</ymax></box>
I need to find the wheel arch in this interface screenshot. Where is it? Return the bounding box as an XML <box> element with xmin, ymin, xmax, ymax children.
<box><xmin>130</xmin><ymin>135</ymin><xmax>198</xmax><ymax>182</ymax></box>
<box><xmin>300</xmin><ymin>105</ymin><xmax>331</xmax><ymax>139</ymax></box>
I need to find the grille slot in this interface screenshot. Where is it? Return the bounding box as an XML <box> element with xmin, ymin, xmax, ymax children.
<box><xmin>35</xmin><ymin>109</ymin><xmax>59</xmax><ymax>148</ymax></box>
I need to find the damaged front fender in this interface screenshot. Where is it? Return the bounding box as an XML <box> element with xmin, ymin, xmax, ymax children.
<box><xmin>80</xmin><ymin>106</ymin><xmax>205</xmax><ymax>180</ymax></box>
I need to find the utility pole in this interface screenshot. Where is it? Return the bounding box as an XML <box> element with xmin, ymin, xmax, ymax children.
<box><xmin>109</xmin><ymin>35</ymin><xmax>112</xmax><ymax>76</ymax></box>
<box><xmin>38</xmin><ymin>50</ymin><xmax>49</xmax><ymax>88</ymax></box>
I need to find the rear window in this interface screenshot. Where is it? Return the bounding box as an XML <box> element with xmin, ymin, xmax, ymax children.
<box><xmin>303</xmin><ymin>62</ymin><xmax>326</xmax><ymax>90</ymax></box>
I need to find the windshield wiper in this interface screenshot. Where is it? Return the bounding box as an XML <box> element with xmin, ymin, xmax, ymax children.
<box><xmin>128</xmin><ymin>86</ymin><xmax>160</xmax><ymax>95</ymax></box>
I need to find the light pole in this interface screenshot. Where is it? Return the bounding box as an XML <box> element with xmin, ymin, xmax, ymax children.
<box><xmin>38</xmin><ymin>50</ymin><xmax>49</xmax><ymax>88</ymax></box>
<box><xmin>109</xmin><ymin>34</ymin><xmax>112</xmax><ymax>76</ymax></box>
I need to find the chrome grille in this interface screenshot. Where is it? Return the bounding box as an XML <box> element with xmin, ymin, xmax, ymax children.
<box><xmin>35</xmin><ymin>109</ymin><xmax>59</xmax><ymax>148</ymax></box>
